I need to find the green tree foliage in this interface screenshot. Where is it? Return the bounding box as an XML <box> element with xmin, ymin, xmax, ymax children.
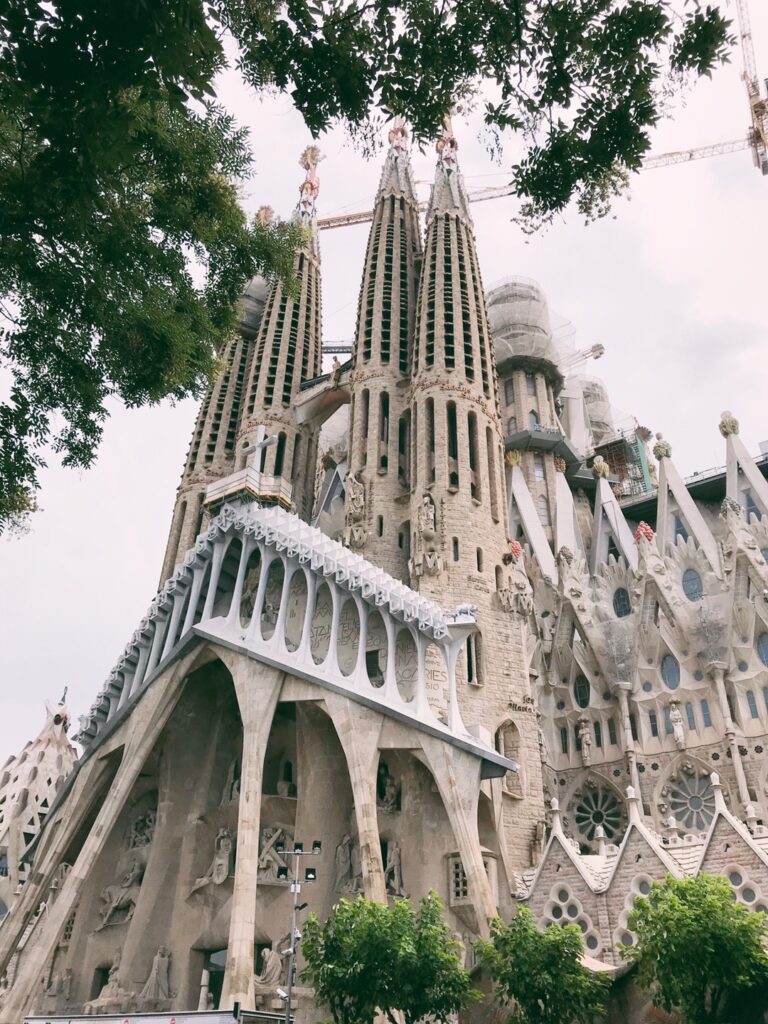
<box><xmin>476</xmin><ymin>906</ymin><xmax>608</xmax><ymax>1024</ymax></box>
<box><xmin>1</xmin><ymin>0</ymin><xmax>732</xmax><ymax>530</ymax></box>
<box><xmin>622</xmin><ymin>873</ymin><xmax>768</xmax><ymax>1024</ymax></box>
<box><xmin>301</xmin><ymin>891</ymin><xmax>476</xmax><ymax>1024</ymax></box>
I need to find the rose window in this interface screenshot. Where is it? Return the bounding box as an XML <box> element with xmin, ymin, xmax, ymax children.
<box><xmin>669</xmin><ymin>776</ymin><xmax>715</xmax><ymax>831</ymax></box>
<box><xmin>574</xmin><ymin>788</ymin><xmax>623</xmax><ymax>841</ymax></box>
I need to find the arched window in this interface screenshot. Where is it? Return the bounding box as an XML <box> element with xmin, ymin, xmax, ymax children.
<box><xmin>274</xmin><ymin>432</ymin><xmax>287</xmax><ymax>476</ymax></box>
<box><xmin>682</xmin><ymin>568</ymin><xmax>703</xmax><ymax>602</ymax></box>
<box><xmin>525</xmin><ymin>373</ymin><xmax>536</xmax><ymax>396</ymax></box>
<box><xmin>758</xmin><ymin>634</ymin><xmax>768</xmax><ymax>668</ymax></box>
<box><xmin>507</xmin><ymin>416</ymin><xmax>517</xmax><ymax>434</ymax></box>
<box><xmin>504</xmin><ymin>379</ymin><xmax>514</xmax><ymax>405</ymax></box>
<box><xmin>661</xmin><ymin>654</ymin><xmax>680</xmax><ymax>690</ymax></box>
<box><xmin>613</xmin><ymin>588</ymin><xmax>631</xmax><ymax>618</ymax></box>
<box><xmin>574</xmin><ymin>675</ymin><xmax>591</xmax><ymax>709</ymax></box>
<box><xmin>529</xmin><ymin>410</ymin><xmax>539</xmax><ymax>430</ymax></box>
<box><xmin>746</xmin><ymin>690</ymin><xmax>759</xmax><ymax>719</ymax></box>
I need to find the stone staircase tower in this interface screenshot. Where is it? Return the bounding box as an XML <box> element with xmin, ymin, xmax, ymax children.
<box><xmin>236</xmin><ymin>147</ymin><xmax>324</xmax><ymax>523</ymax></box>
<box><xmin>344</xmin><ymin>119</ymin><xmax>423</xmax><ymax>578</ymax></box>
<box><xmin>408</xmin><ymin>123</ymin><xmax>545</xmax><ymax>871</ymax></box>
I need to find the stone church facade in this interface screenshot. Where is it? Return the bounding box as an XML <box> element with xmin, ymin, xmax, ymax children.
<box><xmin>2</xmin><ymin>122</ymin><xmax>768</xmax><ymax>1022</ymax></box>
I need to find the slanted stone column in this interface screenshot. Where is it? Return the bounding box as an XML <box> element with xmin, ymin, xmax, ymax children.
<box><xmin>324</xmin><ymin>696</ymin><xmax>387</xmax><ymax>903</ymax></box>
<box><xmin>0</xmin><ymin>654</ymin><xmax>195</xmax><ymax>1023</ymax></box>
<box><xmin>219</xmin><ymin>659</ymin><xmax>284</xmax><ymax>1010</ymax></box>
<box><xmin>419</xmin><ymin>737</ymin><xmax>496</xmax><ymax>936</ymax></box>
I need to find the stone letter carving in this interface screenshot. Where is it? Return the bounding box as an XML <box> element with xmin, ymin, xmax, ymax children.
<box><xmin>191</xmin><ymin>828</ymin><xmax>236</xmax><ymax>893</ymax></box>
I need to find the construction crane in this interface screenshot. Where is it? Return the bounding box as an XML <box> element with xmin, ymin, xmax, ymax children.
<box><xmin>317</xmin><ymin>136</ymin><xmax>752</xmax><ymax>230</ymax></box>
<box><xmin>734</xmin><ymin>0</ymin><xmax>768</xmax><ymax>173</ymax></box>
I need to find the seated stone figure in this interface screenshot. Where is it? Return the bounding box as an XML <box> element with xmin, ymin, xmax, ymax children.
<box><xmin>253</xmin><ymin>947</ymin><xmax>283</xmax><ymax>1004</ymax></box>
<box><xmin>82</xmin><ymin>957</ymin><xmax>135</xmax><ymax>1016</ymax></box>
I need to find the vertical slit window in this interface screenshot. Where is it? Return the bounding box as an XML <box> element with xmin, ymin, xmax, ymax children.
<box><xmin>649</xmin><ymin>711</ymin><xmax>659</xmax><ymax>738</ymax></box>
<box><xmin>487</xmin><ymin>428</ymin><xmax>500</xmax><ymax>522</ymax></box>
<box><xmin>594</xmin><ymin>721</ymin><xmax>602</xmax><ymax>747</ymax></box>
<box><xmin>608</xmin><ymin>718</ymin><xmax>618</xmax><ymax>745</ymax></box>
<box><xmin>701</xmin><ymin>699</ymin><xmax>712</xmax><ymax>727</ymax></box>
<box><xmin>685</xmin><ymin>702</ymin><xmax>696</xmax><ymax>729</ymax></box>
<box><xmin>560</xmin><ymin>726</ymin><xmax>569</xmax><ymax>754</ymax></box>
<box><xmin>291</xmin><ymin>436</ymin><xmax>303</xmax><ymax>480</ymax></box>
<box><xmin>274</xmin><ymin>432</ymin><xmax>287</xmax><ymax>476</ymax></box>
<box><xmin>426</xmin><ymin>398</ymin><xmax>436</xmax><ymax>484</ymax></box>
<box><xmin>468</xmin><ymin>412</ymin><xmax>479</xmax><ymax>500</ymax></box>
<box><xmin>378</xmin><ymin>392</ymin><xmax>390</xmax><ymax>471</ymax></box>
<box><xmin>360</xmin><ymin>390</ymin><xmax>370</xmax><ymax>467</ymax></box>
<box><xmin>747</xmin><ymin>690</ymin><xmax>759</xmax><ymax>719</ymax></box>
<box><xmin>398</xmin><ymin>412</ymin><xmax>410</xmax><ymax>487</ymax></box>
<box><xmin>447</xmin><ymin>401</ymin><xmax>459</xmax><ymax>489</ymax></box>
<box><xmin>442</xmin><ymin>217</ymin><xmax>455</xmax><ymax>370</ymax></box>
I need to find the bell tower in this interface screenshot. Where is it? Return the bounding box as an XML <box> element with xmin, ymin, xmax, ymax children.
<box><xmin>236</xmin><ymin>147</ymin><xmax>324</xmax><ymax>522</ymax></box>
<box><xmin>408</xmin><ymin>122</ymin><xmax>545</xmax><ymax>869</ymax></box>
<box><xmin>344</xmin><ymin>119</ymin><xmax>422</xmax><ymax>578</ymax></box>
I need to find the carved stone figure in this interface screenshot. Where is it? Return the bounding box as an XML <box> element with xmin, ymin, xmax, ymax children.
<box><xmin>379</xmin><ymin>774</ymin><xmax>399</xmax><ymax>813</ymax></box>
<box><xmin>346</xmin><ymin>472</ymin><xmax>366</xmax><ymax>520</ymax></box>
<box><xmin>591</xmin><ymin>455</ymin><xmax>610</xmax><ymax>479</ymax></box>
<box><xmin>669</xmin><ymin>702</ymin><xmax>686</xmax><ymax>751</ymax></box>
<box><xmin>220</xmin><ymin>757</ymin><xmax>241</xmax><ymax>805</ymax></box>
<box><xmin>258</xmin><ymin>826</ymin><xmax>291</xmax><ymax>882</ymax></box>
<box><xmin>577</xmin><ymin>718</ymin><xmax>592</xmax><ymax>767</ymax></box>
<box><xmin>719</xmin><ymin>410</ymin><xmax>739</xmax><ymax>437</ymax></box>
<box><xmin>334</xmin><ymin>833</ymin><xmax>352</xmax><ymax>892</ymax></box>
<box><xmin>138</xmin><ymin>946</ymin><xmax>171</xmax><ymax>1007</ymax></box>
<box><xmin>554</xmin><ymin>456</ymin><xmax>567</xmax><ymax>473</ymax></box>
<box><xmin>191</xmin><ymin>827</ymin><xmax>236</xmax><ymax>892</ymax></box>
<box><xmin>82</xmin><ymin>952</ymin><xmax>135</xmax><ymax>1015</ymax></box>
<box><xmin>418</xmin><ymin>494</ymin><xmax>437</xmax><ymax>539</ymax></box>
<box><xmin>384</xmin><ymin>840</ymin><xmax>404</xmax><ymax>896</ymax></box>
<box><xmin>349</xmin><ymin>838</ymin><xmax>363</xmax><ymax>893</ymax></box>
<box><xmin>253</xmin><ymin>947</ymin><xmax>283</xmax><ymax>998</ymax></box>
<box><xmin>128</xmin><ymin>809</ymin><xmax>156</xmax><ymax>848</ymax></box>
<box><xmin>505</xmin><ymin>449</ymin><xmax>522</xmax><ymax>468</ymax></box>
<box><xmin>96</xmin><ymin>859</ymin><xmax>144</xmax><ymax>929</ymax></box>
<box><xmin>240</xmin><ymin>566</ymin><xmax>261</xmax><ymax>620</ymax></box>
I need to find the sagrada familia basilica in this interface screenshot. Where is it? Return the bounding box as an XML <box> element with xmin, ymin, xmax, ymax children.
<box><xmin>2</xmin><ymin>121</ymin><xmax>768</xmax><ymax>1023</ymax></box>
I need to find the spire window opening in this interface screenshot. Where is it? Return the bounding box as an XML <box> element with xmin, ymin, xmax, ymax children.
<box><xmin>560</xmin><ymin>726</ymin><xmax>569</xmax><ymax>754</ymax></box>
<box><xmin>608</xmin><ymin>718</ymin><xmax>618</xmax><ymax>745</ymax></box>
<box><xmin>398</xmin><ymin>212</ymin><xmax>410</xmax><ymax>375</ymax></box>
<box><xmin>378</xmin><ymin>392</ymin><xmax>390</xmax><ymax>471</ymax></box>
<box><xmin>526</xmin><ymin>373</ymin><xmax>536</xmax><ymax>397</ymax></box>
<box><xmin>701</xmin><ymin>699</ymin><xmax>712</xmax><ymax>727</ymax></box>
<box><xmin>593</xmin><ymin>721</ymin><xmax>602</xmax><ymax>748</ymax></box>
<box><xmin>426</xmin><ymin>398</ymin><xmax>436</xmax><ymax>484</ymax></box>
<box><xmin>360</xmin><ymin>390</ymin><xmax>370</xmax><ymax>467</ymax></box>
<box><xmin>629</xmin><ymin>713</ymin><xmax>638</xmax><ymax>741</ymax></box>
<box><xmin>363</xmin><ymin>219</ymin><xmax>383</xmax><ymax>361</ymax></box>
<box><xmin>468</xmin><ymin>412</ymin><xmax>480</xmax><ymax>501</ymax></box>
<box><xmin>455</xmin><ymin>226</ymin><xmax>474</xmax><ymax>381</ymax></box>
<box><xmin>274</xmin><ymin>432</ymin><xmax>287</xmax><ymax>477</ymax></box>
<box><xmin>377</xmin><ymin>516</ymin><xmax>384</xmax><ymax>538</ymax></box>
<box><xmin>504</xmin><ymin>379</ymin><xmax>514</xmax><ymax>406</ymax></box>
<box><xmin>685</xmin><ymin>702</ymin><xmax>696</xmax><ymax>729</ymax></box>
<box><xmin>476</xmin><ymin>548</ymin><xmax>483</xmax><ymax>572</ymax></box>
<box><xmin>442</xmin><ymin>218</ymin><xmax>455</xmax><ymax>371</ymax></box>
<box><xmin>529</xmin><ymin>410</ymin><xmax>539</xmax><ymax>431</ymax></box>
<box><xmin>398</xmin><ymin>413</ymin><xmax>410</xmax><ymax>488</ymax></box>
<box><xmin>380</xmin><ymin>216</ymin><xmax>394</xmax><ymax>364</ymax></box>
<box><xmin>467</xmin><ymin>242</ymin><xmax>491</xmax><ymax>398</ymax></box>
<box><xmin>537</xmin><ymin>494</ymin><xmax>550</xmax><ymax>529</ymax></box>
<box><xmin>487</xmin><ymin>427</ymin><xmax>500</xmax><ymax>522</ymax></box>
<box><xmin>533</xmin><ymin>454</ymin><xmax>545</xmax><ymax>482</ymax></box>
<box><xmin>447</xmin><ymin>402</ymin><xmax>460</xmax><ymax>490</ymax></box>
<box><xmin>747</xmin><ymin>690</ymin><xmax>759</xmax><ymax>719</ymax></box>
<box><xmin>411</xmin><ymin>405</ymin><xmax>418</xmax><ymax>489</ymax></box>
<box><xmin>648</xmin><ymin>711</ymin><xmax>659</xmax><ymax>738</ymax></box>
<box><xmin>466</xmin><ymin>633</ymin><xmax>483</xmax><ymax>686</ymax></box>
<box><xmin>291</xmin><ymin>436</ymin><xmax>303</xmax><ymax>481</ymax></box>
<box><xmin>507</xmin><ymin>416</ymin><xmax>517</xmax><ymax>435</ymax></box>
<box><xmin>425</xmin><ymin>232</ymin><xmax>438</xmax><ymax>367</ymax></box>
<box><xmin>452</xmin><ymin>537</ymin><xmax>460</xmax><ymax>562</ymax></box>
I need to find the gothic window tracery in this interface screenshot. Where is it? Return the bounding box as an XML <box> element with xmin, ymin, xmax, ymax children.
<box><xmin>669</xmin><ymin>774</ymin><xmax>715</xmax><ymax>831</ymax></box>
<box><xmin>573</xmin><ymin>675</ymin><xmax>590</xmax><ymax>709</ymax></box>
<box><xmin>573</xmin><ymin>786</ymin><xmax>623</xmax><ymax>841</ymax></box>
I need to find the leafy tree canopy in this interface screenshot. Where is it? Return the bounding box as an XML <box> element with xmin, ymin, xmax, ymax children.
<box><xmin>0</xmin><ymin>0</ymin><xmax>732</xmax><ymax>530</ymax></box>
<box><xmin>622</xmin><ymin>873</ymin><xmax>768</xmax><ymax>1024</ymax></box>
<box><xmin>476</xmin><ymin>906</ymin><xmax>609</xmax><ymax>1024</ymax></box>
<box><xmin>301</xmin><ymin>891</ymin><xmax>476</xmax><ymax>1024</ymax></box>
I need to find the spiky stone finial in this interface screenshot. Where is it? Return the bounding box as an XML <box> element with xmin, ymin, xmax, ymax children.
<box><xmin>652</xmin><ymin>432</ymin><xmax>672</xmax><ymax>460</ymax></box>
<box><xmin>719</xmin><ymin>410</ymin><xmax>739</xmax><ymax>437</ymax></box>
<box><xmin>634</xmin><ymin>521</ymin><xmax>655</xmax><ymax>543</ymax></box>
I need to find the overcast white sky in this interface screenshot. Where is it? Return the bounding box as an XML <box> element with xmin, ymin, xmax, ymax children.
<box><xmin>2</xmin><ymin>10</ymin><xmax>767</xmax><ymax>760</ymax></box>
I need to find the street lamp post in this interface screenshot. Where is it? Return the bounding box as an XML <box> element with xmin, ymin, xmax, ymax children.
<box><xmin>275</xmin><ymin>839</ymin><xmax>321</xmax><ymax>1024</ymax></box>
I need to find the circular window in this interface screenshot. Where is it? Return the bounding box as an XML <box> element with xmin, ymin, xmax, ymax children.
<box><xmin>578</xmin><ymin>919</ymin><xmax>588</xmax><ymax>933</ymax></box>
<box><xmin>757</xmin><ymin>634</ymin><xmax>768</xmax><ymax>669</ymax></box>
<box><xmin>621</xmin><ymin>931</ymin><xmax>634</xmax><ymax>946</ymax></box>
<box><xmin>670</xmin><ymin>776</ymin><xmax>715</xmax><ymax>831</ymax></box>
<box><xmin>638</xmin><ymin>880</ymin><xmax>651</xmax><ymax>896</ymax></box>
<box><xmin>661</xmin><ymin>654</ymin><xmax>680</xmax><ymax>690</ymax></box>
<box><xmin>567</xmin><ymin>903</ymin><xmax>578</xmax><ymax>919</ymax></box>
<box><xmin>729</xmin><ymin>871</ymin><xmax>743</xmax><ymax>886</ymax></box>
<box><xmin>642</xmin><ymin>681</ymin><xmax>653</xmax><ymax>693</ymax></box>
<box><xmin>682</xmin><ymin>569</ymin><xmax>703</xmax><ymax>602</ymax></box>
<box><xmin>558</xmin><ymin>889</ymin><xmax>569</xmax><ymax>903</ymax></box>
<box><xmin>694</xmin><ymin>670</ymin><xmax>704</xmax><ymax>681</ymax></box>
<box><xmin>738</xmin><ymin>661</ymin><xmax>748</xmax><ymax>672</ymax></box>
<box><xmin>613</xmin><ymin>588</ymin><xmax>631</xmax><ymax>618</ymax></box>
<box><xmin>574</xmin><ymin>787</ymin><xmax>623</xmax><ymax>841</ymax></box>
<box><xmin>574</xmin><ymin>675</ymin><xmax>591</xmax><ymax>709</ymax></box>
<box><xmin>552</xmin><ymin>905</ymin><xmax>563</xmax><ymax>919</ymax></box>
<box><xmin>742</xmin><ymin>887</ymin><xmax>756</xmax><ymax>903</ymax></box>
<box><xmin>586</xmin><ymin>935</ymin><xmax>599</xmax><ymax>950</ymax></box>
<box><xmin>755</xmin><ymin>904</ymin><xmax>768</xmax><ymax>914</ymax></box>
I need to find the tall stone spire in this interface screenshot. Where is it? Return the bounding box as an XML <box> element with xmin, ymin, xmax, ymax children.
<box><xmin>343</xmin><ymin>119</ymin><xmax>423</xmax><ymax>577</ymax></box>
<box><xmin>159</xmin><ymin>273</ymin><xmax>269</xmax><ymax>585</ymax></box>
<box><xmin>236</xmin><ymin>146</ymin><xmax>324</xmax><ymax>522</ymax></box>
<box><xmin>407</xmin><ymin>122</ymin><xmax>544</xmax><ymax>862</ymax></box>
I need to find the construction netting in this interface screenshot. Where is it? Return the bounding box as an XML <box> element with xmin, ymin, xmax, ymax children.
<box><xmin>485</xmin><ymin>276</ymin><xmax>561</xmax><ymax>370</ymax></box>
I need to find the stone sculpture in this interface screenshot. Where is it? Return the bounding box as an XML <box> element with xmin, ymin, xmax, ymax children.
<box><xmin>591</xmin><ymin>455</ymin><xmax>610</xmax><ymax>479</ymax></box>
<box><xmin>191</xmin><ymin>827</ymin><xmax>236</xmax><ymax>893</ymax></box>
<box><xmin>258</xmin><ymin>825</ymin><xmax>292</xmax><ymax>882</ymax></box>
<box><xmin>384</xmin><ymin>840</ymin><xmax>404</xmax><ymax>896</ymax></box>
<box><xmin>138</xmin><ymin>946</ymin><xmax>172</xmax><ymax>1007</ymax></box>
<box><xmin>253</xmin><ymin>948</ymin><xmax>282</xmax><ymax>1000</ymax></box>
<box><xmin>82</xmin><ymin>952</ymin><xmax>135</xmax><ymax>1015</ymax></box>
<box><xmin>96</xmin><ymin>859</ymin><xmax>144</xmax><ymax>929</ymax></box>
<box><xmin>669</xmin><ymin>702</ymin><xmax>686</xmax><ymax>751</ymax></box>
<box><xmin>418</xmin><ymin>494</ymin><xmax>437</xmax><ymax>538</ymax></box>
<box><xmin>334</xmin><ymin>833</ymin><xmax>352</xmax><ymax>892</ymax></box>
<box><xmin>719</xmin><ymin>410</ymin><xmax>739</xmax><ymax>437</ymax></box>
<box><xmin>346</xmin><ymin>472</ymin><xmax>366</xmax><ymax>520</ymax></box>
<box><xmin>128</xmin><ymin>809</ymin><xmax>156</xmax><ymax>849</ymax></box>
<box><xmin>577</xmin><ymin>718</ymin><xmax>592</xmax><ymax>767</ymax></box>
